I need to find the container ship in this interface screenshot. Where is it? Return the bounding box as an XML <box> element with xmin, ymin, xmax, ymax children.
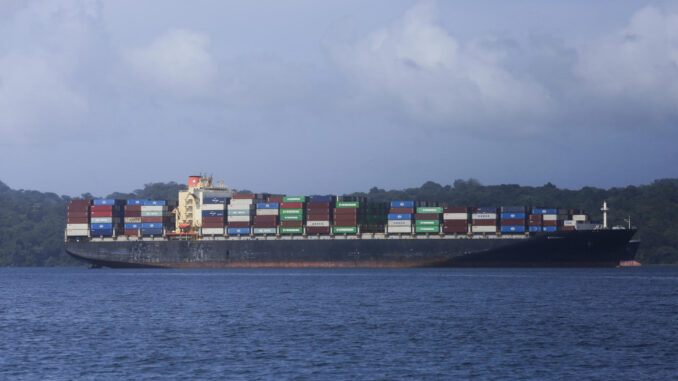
<box><xmin>64</xmin><ymin>175</ymin><xmax>639</xmax><ymax>268</ymax></box>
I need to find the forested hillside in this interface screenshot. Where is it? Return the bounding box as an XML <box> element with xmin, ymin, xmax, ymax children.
<box><xmin>0</xmin><ymin>179</ymin><xmax>676</xmax><ymax>266</ymax></box>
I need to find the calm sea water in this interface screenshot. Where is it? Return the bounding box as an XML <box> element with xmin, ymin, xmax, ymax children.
<box><xmin>1</xmin><ymin>267</ymin><xmax>676</xmax><ymax>380</ymax></box>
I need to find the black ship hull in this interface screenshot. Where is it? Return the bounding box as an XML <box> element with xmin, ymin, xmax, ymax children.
<box><xmin>65</xmin><ymin>229</ymin><xmax>638</xmax><ymax>268</ymax></box>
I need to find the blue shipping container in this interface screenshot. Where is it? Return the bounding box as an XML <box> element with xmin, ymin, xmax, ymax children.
<box><xmin>124</xmin><ymin>223</ymin><xmax>141</xmax><ymax>229</ymax></box>
<box><xmin>476</xmin><ymin>207</ymin><xmax>496</xmax><ymax>213</ymax></box>
<box><xmin>228</xmin><ymin>227</ymin><xmax>250</xmax><ymax>235</ymax></box>
<box><xmin>202</xmin><ymin>210</ymin><xmax>224</xmax><ymax>217</ymax></box>
<box><xmin>529</xmin><ymin>226</ymin><xmax>542</xmax><ymax>232</ymax></box>
<box><xmin>543</xmin><ymin>226</ymin><xmax>557</xmax><ymax>232</ymax></box>
<box><xmin>501</xmin><ymin>212</ymin><xmax>526</xmax><ymax>219</ymax></box>
<box><xmin>141</xmin><ymin>223</ymin><xmax>163</xmax><ymax>229</ymax></box>
<box><xmin>126</xmin><ymin>199</ymin><xmax>146</xmax><ymax>205</ymax></box>
<box><xmin>93</xmin><ymin>199</ymin><xmax>115</xmax><ymax>206</ymax></box>
<box><xmin>501</xmin><ymin>226</ymin><xmax>526</xmax><ymax>233</ymax></box>
<box><xmin>388</xmin><ymin>213</ymin><xmax>412</xmax><ymax>220</ymax></box>
<box><xmin>390</xmin><ymin>201</ymin><xmax>414</xmax><ymax>208</ymax></box>
<box><xmin>502</xmin><ymin>206</ymin><xmax>525</xmax><ymax>213</ymax></box>
<box><xmin>309</xmin><ymin>195</ymin><xmax>333</xmax><ymax>203</ymax></box>
<box><xmin>532</xmin><ymin>208</ymin><xmax>558</xmax><ymax>215</ymax></box>
<box><xmin>141</xmin><ymin>228</ymin><xmax>163</xmax><ymax>236</ymax></box>
<box><xmin>204</xmin><ymin>197</ymin><xmax>227</xmax><ymax>204</ymax></box>
<box><xmin>90</xmin><ymin>229</ymin><xmax>113</xmax><ymax>236</ymax></box>
<box><xmin>144</xmin><ymin>200</ymin><xmax>166</xmax><ymax>206</ymax></box>
<box><xmin>256</xmin><ymin>203</ymin><xmax>279</xmax><ymax>209</ymax></box>
<box><xmin>90</xmin><ymin>223</ymin><xmax>113</xmax><ymax>229</ymax></box>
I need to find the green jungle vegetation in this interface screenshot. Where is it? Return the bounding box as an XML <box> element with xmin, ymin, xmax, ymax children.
<box><xmin>0</xmin><ymin>178</ymin><xmax>676</xmax><ymax>266</ymax></box>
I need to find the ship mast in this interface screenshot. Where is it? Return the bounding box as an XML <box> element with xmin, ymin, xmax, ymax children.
<box><xmin>601</xmin><ymin>201</ymin><xmax>609</xmax><ymax>229</ymax></box>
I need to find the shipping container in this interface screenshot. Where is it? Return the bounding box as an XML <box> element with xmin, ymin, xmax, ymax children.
<box><xmin>229</xmin><ymin>199</ymin><xmax>254</xmax><ymax>206</ymax></box>
<box><xmin>126</xmin><ymin>199</ymin><xmax>145</xmax><ymax>205</ymax></box>
<box><xmin>255</xmin><ymin>209</ymin><xmax>279</xmax><ymax>216</ymax></box>
<box><xmin>388</xmin><ymin>213</ymin><xmax>412</xmax><ymax>220</ymax></box>
<box><xmin>68</xmin><ymin>199</ymin><xmax>92</xmax><ymax>206</ymax></box>
<box><xmin>501</xmin><ymin>206</ymin><xmax>526</xmax><ymax>213</ymax></box>
<box><xmin>66</xmin><ymin>229</ymin><xmax>89</xmax><ymax>236</ymax></box>
<box><xmin>472</xmin><ymin>213</ymin><xmax>497</xmax><ymax>219</ymax></box>
<box><xmin>572</xmin><ymin>214</ymin><xmax>587</xmax><ymax>222</ymax></box>
<box><xmin>306</xmin><ymin>208</ymin><xmax>330</xmax><ymax>215</ymax></box>
<box><xmin>532</xmin><ymin>208</ymin><xmax>558</xmax><ymax>215</ymax></box>
<box><xmin>500</xmin><ymin>219</ymin><xmax>525</xmax><ymax>226</ymax></box>
<box><xmin>140</xmin><ymin>228</ymin><xmax>163</xmax><ymax>236</ymax></box>
<box><xmin>307</xmin><ymin>221</ymin><xmax>330</xmax><ymax>227</ymax></box>
<box><xmin>66</xmin><ymin>223</ymin><xmax>89</xmax><ymax>230</ymax></box>
<box><xmin>124</xmin><ymin>223</ymin><xmax>141</xmax><ymax>230</ymax></box>
<box><xmin>543</xmin><ymin>226</ymin><xmax>557</xmax><ymax>232</ymax></box>
<box><xmin>472</xmin><ymin>219</ymin><xmax>496</xmax><ymax>226</ymax></box>
<box><xmin>93</xmin><ymin>199</ymin><xmax>116</xmax><ymax>206</ymax></box>
<box><xmin>202</xmin><ymin>210</ymin><xmax>224</xmax><ymax>218</ymax></box>
<box><xmin>336</xmin><ymin>201</ymin><xmax>359</xmax><ymax>208</ymax></box>
<box><xmin>333</xmin><ymin>226</ymin><xmax>357</xmax><ymax>234</ymax></box>
<box><xmin>91</xmin><ymin>217</ymin><xmax>113</xmax><ymax>224</ymax></box>
<box><xmin>415</xmin><ymin>220</ymin><xmax>439</xmax><ymax>226</ymax></box>
<box><xmin>475</xmin><ymin>207</ymin><xmax>496</xmax><ymax>213</ymax></box>
<box><xmin>443</xmin><ymin>213</ymin><xmax>467</xmax><ymax>220</ymax></box>
<box><xmin>256</xmin><ymin>202</ymin><xmax>279</xmax><ymax>209</ymax></box>
<box><xmin>443</xmin><ymin>206</ymin><xmax>468</xmax><ymax>213</ymax></box>
<box><xmin>228</xmin><ymin>221</ymin><xmax>250</xmax><ymax>228</ymax></box>
<box><xmin>201</xmin><ymin>228</ymin><xmax>225</xmax><ymax>235</ymax></box>
<box><xmin>227</xmin><ymin>227</ymin><xmax>251</xmax><ymax>235</ymax></box>
<box><xmin>307</xmin><ymin>201</ymin><xmax>331</xmax><ymax>208</ymax></box>
<box><xmin>501</xmin><ymin>226</ymin><xmax>526</xmax><ymax>233</ymax></box>
<box><xmin>267</xmin><ymin>196</ymin><xmax>284</xmax><ymax>203</ymax></box>
<box><xmin>124</xmin><ymin>205</ymin><xmax>142</xmax><ymax>211</ymax></box>
<box><xmin>141</xmin><ymin>223</ymin><xmax>162</xmax><ymax>229</ymax></box>
<box><xmin>415</xmin><ymin>226</ymin><xmax>439</xmax><ymax>233</ymax></box>
<box><xmin>280</xmin><ymin>215</ymin><xmax>303</xmax><ymax>222</ymax></box>
<box><xmin>227</xmin><ymin>209</ymin><xmax>251</xmax><ymax>216</ymax></box>
<box><xmin>387</xmin><ymin>226</ymin><xmax>411</xmax><ymax>233</ymax></box>
<box><xmin>442</xmin><ymin>226</ymin><xmax>466</xmax><ymax>234</ymax></box>
<box><xmin>141</xmin><ymin>205</ymin><xmax>166</xmax><ymax>212</ymax></box>
<box><xmin>91</xmin><ymin>205</ymin><xmax>115</xmax><ymax>212</ymax></box>
<box><xmin>415</xmin><ymin>213</ymin><xmax>439</xmax><ymax>220</ymax></box>
<box><xmin>334</xmin><ymin>208</ymin><xmax>359</xmax><ymax>215</ymax></box>
<box><xmin>542</xmin><ymin>220</ymin><xmax>558</xmax><ymax>227</ymax></box>
<box><xmin>472</xmin><ymin>226</ymin><xmax>497</xmax><ymax>233</ymax></box>
<box><xmin>91</xmin><ymin>223</ymin><xmax>113</xmax><ymax>229</ymax></box>
<box><xmin>144</xmin><ymin>200</ymin><xmax>166</xmax><ymax>206</ymax></box>
<box><xmin>141</xmin><ymin>211</ymin><xmax>164</xmax><ymax>217</ymax></box>
<box><xmin>390</xmin><ymin>207</ymin><xmax>414</xmax><ymax>214</ymax></box>
<box><xmin>443</xmin><ymin>220</ymin><xmax>467</xmax><ymax>227</ymax></box>
<box><xmin>563</xmin><ymin>220</ymin><xmax>577</xmax><ymax>227</ymax></box>
<box><xmin>203</xmin><ymin>197</ymin><xmax>227</xmax><ymax>204</ymax></box>
<box><xmin>123</xmin><ymin>211</ymin><xmax>141</xmax><ymax>217</ymax></box>
<box><xmin>91</xmin><ymin>228</ymin><xmax>114</xmax><ymax>236</ymax></box>
<box><xmin>387</xmin><ymin>220</ymin><xmax>412</xmax><ymax>226</ymax></box>
<box><xmin>390</xmin><ymin>201</ymin><xmax>414</xmax><ymax>208</ymax></box>
<box><xmin>252</xmin><ymin>221</ymin><xmax>276</xmax><ymax>228</ymax></box>
<box><xmin>280</xmin><ymin>227</ymin><xmax>303</xmax><ymax>234</ymax></box>
<box><xmin>279</xmin><ymin>209</ymin><xmax>303</xmax><ymax>215</ymax></box>
<box><xmin>124</xmin><ymin>217</ymin><xmax>142</xmax><ymax>223</ymax></box>
<box><xmin>529</xmin><ymin>226</ymin><xmax>542</xmax><ymax>232</ymax></box>
<box><xmin>282</xmin><ymin>196</ymin><xmax>306</xmax><ymax>202</ymax></box>
<box><xmin>280</xmin><ymin>202</ymin><xmax>303</xmax><ymax>209</ymax></box>
<box><xmin>306</xmin><ymin>227</ymin><xmax>330</xmax><ymax>234</ymax></box>
<box><xmin>501</xmin><ymin>212</ymin><xmax>525</xmax><ymax>219</ymax></box>
<box><xmin>233</xmin><ymin>194</ymin><xmax>255</xmax><ymax>200</ymax></box>
<box><xmin>228</xmin><ymin>215</ymin><xmax>251</xmax><ymax>222</ymax></box>
<box><xmin>543</xmin><ymin>214</ymin><xmax>558</xmax><ymax>221</ymax></box>
<box><xmin>202</xmin><ymin>221</ymin><xmax>225</xmax><ymax>228</ymax></box>
<box><xmin>201</xmin><ymin>204</ymin><xmax>225</xmax><ymax>211</ymax></box>
<box><xmin>309</xmin><ymin>195</ymin><xmax>333</xmax><ymax>203</ymax></box>
<box><xmin>416</xmin><ymin>207</ymin><xmax>443</xmax><ymax>214</ymax></box>
<box><xmin>253</xmin><ymin>215</ymin><xmax>276</xmax><ymax>223</ymax></box>
<box><xmin>122</xmin><ymin>229</ymin><xmax>138</xmax><ymax>236</ymax></box>
<box><xmin>67</xmin><ymin>217</ymin><xmax>89</xmax><ymax>224</ymax></box>
<box><xmin>253</xmin><ymin>227</ymin><xmax>277</xmax><ymax>235</ymax></box>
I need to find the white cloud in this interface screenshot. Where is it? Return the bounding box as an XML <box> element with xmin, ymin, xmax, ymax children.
<box><xmin>123</xmin><ymin>29</ymin><xmax>218</xmax><ymax>98</ymax></box>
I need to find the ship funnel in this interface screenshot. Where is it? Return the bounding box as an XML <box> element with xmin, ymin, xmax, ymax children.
<box><xmin>189</xmin><ymin>176</ymin><xmax>201</xmax><ymax>188</ymax></box>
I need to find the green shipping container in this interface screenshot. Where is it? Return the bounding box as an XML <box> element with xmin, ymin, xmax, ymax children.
<box><xmin>336</xmin><ymin>201</ymin><xmax>360</xmax><ymax>208</ymax></box>
<box><xmin>280</xmin><ymin>215</ymin><xmax>303</xmax><ymax>221</ymax></box>
<box><xmin>279</xmin><ymin>208</ymin><xmax>303</xmax><ymax>215</ymax></box>
<box><xmin>415</xmin><ymin>226</ymin><xmax>440</xmax><ymax>233</ymax></box>
<box><xmin>228</xmin><ymin>209</ymin><xmax>251</xmax><ymax>216</ymax></box>
<box><xmin>253</xmin><ymin>227</ymin><xmax>276</xmax><ymax>234</ymax></box>
<box><xmin>283</xmin><ymin>196</ymin><xmax>306</xmax><ymax>202</ymax></box>
<box><xmin>280</xmin><ymin>227</ymin><xmax>303</xmax><ymax>234</ymax></box>
<box><xmin>416</xmin><ymin>207</ymin><xmax>443</xmax><ymax>214</ymax></box>
<box><xmin>333</xmin><ymin>226</ymin><xmax>357</xmax><ymax>234</ymax></box>
<box><xmin>416</xmin><ymin>220</ymin><xmax>440</xmax><ymax>226</ymax></box>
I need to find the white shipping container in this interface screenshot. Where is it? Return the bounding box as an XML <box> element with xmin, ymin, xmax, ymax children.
<box><xmin>228</xmin><ymin>215</ymin><xmax>251</xmax><ymax>222</ymax></box>
<box><xmin>66</xmin><ymin>224</ymin><xmax>89</xmax><ymax>230</ymax></box>
<box><xmin>140</xmin><ymin>205</ymin><xmax>167</xmax><ymax>212</ymax></box>
<box><xmin>66</xmin><ymin>229</ymin><xmax>89</xmax><ymax>236</ymax></box>
<box><xmin>472</xmin><ymin>226</ymin><xmax>497</xmax><ymax>233</ymax></box>
<box><xmin>201</xmin><ymin>204</ymin><xmax>225</xmax><ymax>211</ymax></box>
<box><xmin>229</xmin><ymin>199</ymin><xmax>254</xmax><ymax>206</ymax></box>
<box><xmin>388</xmin><ymin>220</ymin><xmax>412</xmax><ymax>226</ymax></box>
<box><xmin>256</xmin><ymin>209</ymin><xmax>279</xmax><ymax>216</ymax></box>
<box><xmin>387</xmin><ymin>226</ymin><xmax>412</xmax><ymax>233</ymax></box>
<box><xmin>472</xmin><ymin>213</ymin><xmax>497</xmax><ymax>219</ymax></box>
<box><xmin>563</xmin><ymin>220</ymin><xmax>577</xmax><ymax>227</ymax></box>
<box><xmin>443</xmin><ymin>213</ymin><xmax>467</xmax><ymax>220</ymax></box>
<box><xmin>90</xmin><ymin>217</ymin><xmax>112</xmax><ymax>223</ymax></box>
<box><xmin>572</xmin><ymin>214</ymin><xmax>587</xmax><ymax>222</ymax></box>
<box><xmin>543</xmin><ymin>214</ymin><xmax>558</xmax><ymax>221</ymax></box>
<box><xmin>201</xmin><ymin>228</ymin><xmax>224</xmax><ymax>235</ymax></box>
<box><xmin>124</xmin><ymin>217</ymin><xmax>142</xmax><ymax>223</ymax></box>
<box><xmin>307</xmin><ymin>220</ymin><xmax>330</xmax><ymax>227</ymax></box>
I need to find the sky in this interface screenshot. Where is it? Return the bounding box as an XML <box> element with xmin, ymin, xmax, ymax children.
<box><xmin>1</xmin><ymin>0</ymin><xmax>677</xmax><ymax>197</ymax></box>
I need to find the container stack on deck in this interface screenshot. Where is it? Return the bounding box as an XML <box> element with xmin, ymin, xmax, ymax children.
<box><xmin>415</xmin><ymin>206</ymin><xmax>442</xmax><ymax>234</ymax></box>
<box><xmin>442</xmin><ymin>207</ymin><xmax>468</xmax><ymax>234</ymax></box>
<box><xmin>279</xmin><ymin>196</ymin><xmax>305</xmax><ymax>235</ymax></box>
<box><xmin>387</xmin><ymin>201</ymin><xmax>414</xmax><ymax>234</ymax></box>
<box><xmin>228</xmin><ymin>194</ymin><xmax>255</xmax><ymax>235</ymax></box>
<box><xmin>66</xmin><ymin>200</ymin><xmax>91</xmax><ymax>237</ymax></box>
<box><xmin>500</xmin><ymin>206</ymin><xmax>526</xmax><ymax>234</ymax></box>
<box><xmin>306</xmin><ymin>196</ymin><xmax>333</xmax><ymax>235</ymax></box>
<box><xmin>333</xmin><ymin>200</ymin><xmax>360</xmax><ymax>234</ymax></box>
<box><xmin>472</xmin><ymin>207</ymin><xmax>497</xmax><ymax>234</ymax></box>
<box><xmin>141</xmin><ymin>200</ymin><xmax>169</xmax><ymax>236</ymax></box>
<box><xmin>528</xmin><ymin>212</ymin><xmax>542</xmax><ymax>232</ymax></box>
<box><xmin>123</xmin><ymin>199</ymin><xmax>143</xmax><ymax>236</ymax></box>
<box><xmin>90</xmin><ymin>199</ymin><xmax>123</xmax><ymax>237</ymax></box>
<box><xmin>202</xmin><ymin>195</ymin><xmax>227</xmax><ymax>236</ymax></box>
<box><xmin>253</xmin><ymin>201</ymin><xmax>278</xmax><ymax>235</ymax></box>
<box><xmin>531</xmin><ymin>208</ymin><xmax>557</xmax><ymax>232</ymax></box>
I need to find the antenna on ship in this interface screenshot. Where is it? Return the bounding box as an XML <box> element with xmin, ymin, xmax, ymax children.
<box><xmin>601</xmin><ymin>201</ymin><xmax>609</xmax><ymax>229</ymax></box>
<box><xmin>624</xmin><ymin>215</ymin><xmax>631</xmax><ymax>230</ymax></box>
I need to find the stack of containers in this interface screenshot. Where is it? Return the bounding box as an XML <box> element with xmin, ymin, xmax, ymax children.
<box><xmin>415</xmin><ymin>205</ymin><xmax>442</xmax><ymax>234</ymax></box>
<box><xmin>528</xmin><ymin>212</ymin><xmax>543</xmax><ymax>232</ymax></box>
<box><xmin>90</xmin><ymin>199</ymin><xmax>122</xmax><ymax>237</ymax></box>
<box><xmin>306</xmin><ymin>195</ymin><xmax>333</xmax><ymax>235</ymax></box>
<box><xmin>123</xmin><ymin>199</ymin><xmax>144</xmax><ymax>236</ymax></box>
<box><xmin>563</xmin><ymin>212</ymin><xmax>588</xmax><ymax>231</ymax></box>
<box><xmin>532</xmin><ymin>208</ymin><xmax>558</xmax><ymax>232</ymax></box>
<box><xmin>333</xmin><ymin>200</ymin><xmax>360</xmax><ymax>234</ymax></box>
<box><xmin>387</xmin><ymin>201</ymin><xmax>414</xmax><ymax>234</ymax></box>
<box><xmin>66</xmin><ymin>199</ymin><xmax>91</xmax><ymax>237</ymax></box>
<box><xmin>500</xmin><ymin>206</ymin><xmax>526</xmax><ymax>234</ymax></box>
<box><xmin>202</xmin><ymin>196</ymin><xmax>227</xmax><ymax>236</ymax></box>
<box><xmin>141</xmin><ymin>200</ymin><xmax>167</xmax><ymax>236</ymax></box>
<box><xmin>472</xmin><ymin>207</ymin><xmax>497</xmax><ymax>234</ymax></box>
<box><xmin>228</xmin><ymin>194</ymin><xmax>255</xmax><ymax>235</ymax></box>
<box><xmin>253</xmin><ymin>202</ymin><xmax>278</xmax><ymax>235</ymax></box>
<box><xmin>279</xmin><ymin>196</ymin><xmax>305</xmax><ymax>235</ymax></box>
<box><xmin>442</xmin><ymin>207</ymin><xmax>468</xmax><ymax>234</ymax></box>
<box><xmin>361</xmin><ymin>200</ymin><xmax>388</xmax><ymax>232</ymax></box>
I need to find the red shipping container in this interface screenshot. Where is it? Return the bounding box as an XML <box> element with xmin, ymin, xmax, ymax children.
<box><xmin>306</xmin><ymin>208</ymin><xmax>330</xmax><ymax>215</ymax></box>
<box><xmin>69</xmin><ymin>199</ymin><xmax>92</xmax><ymax>206</ymax></box>
<box><xmin>443</xmin><ymin>206</ymin><xmax>468</xmax><ymax>213</ymax></box>
<box><xmin>472</xmin><ymin>219</ymin><xmax>496</xmax><ymax>226</ymax></box>
<box><xmin>543</xmin><ymin>220</ymin><xmax>557</xmax><ymax>226</ymax></box>
<box><xmin>334</xmin><ymin>208</ymin><xmax>359</xmax><ymax>215</ymax></box>
<box><xmin>529</xmin><ymin>215</ymin><xmax>543</xmax><ymax>222</ymax></box>
<box><xmin>267</xmin><ymin>196</ymin><xmax>283</xmax><ymax>203</ymax></box>
<box><xmin>307</xmin><ymin>202</ymin><xmax>330</xmax><ymax>208</ymax></box>
<box><xmin>202</xmin><ymin>217</ymin><xmax>224</xmax><ymax>223</ymax></box>
<box><xmin>67</xmin><ymin>205</ymin><xmax>89</xmax><ymax>212</ymax></box>
<box><xmin>253</xmin><ymin>215</ymin><xmax>277</xmax><ymax>223</ymax></box>
<box><xmin>233</xmin><ymin>193</ymin><xmax>255</xmax><ymax>199</ymax></box>
<box><xmin>67</xmin><ymin>217</ymin><xmax>89</xmax><ymax>224</ymax></box>
<box><xmin>253</xmin><ymin>222</ymin><xmax>276</xmax><ymax>228</ymax></box>
<box><xmin>202</xmin><ymin>221</ymin><xmax>225</xmax><ymax>228</ymax></box>
<box><xmin>90</xmin><ymin>211</ymin><xmax>113</xmax><ymax>217</ymax></box>
<box><xmin>123</xmin><ymin>229</ymin><xmax>139</xmax><ymax>236</ymax></box>
<box><xmin>307</xmin><ymin>214</ymin><xmax>330</xmax><ymax>221</ymax></box>
<box><xmin>67</xmin><ymin>211</ymin><xmax>89</xmax><ymax>218</ymax></box>
<box><xmin>443</xmin><ymin>226</ymin><xmax>467</xmax><ymax>233</ymax></box>
<box><xmin>560</xmin><ymin>226</ymin><xmax>575</xmax><ymax>231</ymax></box>
<box><xmin>307</xmin><ymin>227</ymin><xmax>330</xmax><ymax>234</ymax></box>
<box><xmin>390</xmin><ymin>207</ymin><xmax>414</xmax><ymax>213</ymax></box>
<box><xmin>124</xmin><ymin>211</ymin><xmax>142</xmax><ymax>217</ymax></box>
<box><xmin>124</xmin><ymin>205</ymin><xmax>142</xmax><ymax>212</ymax></box>
<box><xmin>281</xmin><ymin>221</ymin><xmax>303</xmax><ymax>227</ymax></box>
<box><xmin>415</xmin><ymin>213</ymin><xmax>439</xmax><ymax>220</ymax></box>
<box><xmin>529</xmin><ymin>222</ymin><xmax>542</xmax><ymax>227</ymax></box>
<box><xmin>501</xmin><ymin>219</ymin><xmax>525</xmax><ymax>226</ymax></box>
<box><xmin>228</xmin><ymin>222</ymin><xmax>250</xmax><ymax>228</ymax></box>
<box><xmin>141</xmin><ymin>217</ymin><xmax>163</xmax><ymax>223</ymax></box>
<box><xmin>280</xmin><ymin>202</ymin><xmax>303</xmax><ymax>209</ymax></box>
<box><xmin>91</xmin><ymin>205</ymin><xmax>115</xmax><ymax>212</ymax></box>
<box><xmin>444</xmin><ymin>220</ymin><xmax>467</xmax><ymax>227</ymax></box>
<box><xmin>334</xmin><ymin>215</ymin><xmax>357</xmax><ymax>222</ymax></box>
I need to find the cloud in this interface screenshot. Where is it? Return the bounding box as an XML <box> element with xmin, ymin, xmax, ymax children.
<box><xmin>123</xmin><ymin>29</ymin><xmax>218</xmax><ymax>99</ymax></box>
